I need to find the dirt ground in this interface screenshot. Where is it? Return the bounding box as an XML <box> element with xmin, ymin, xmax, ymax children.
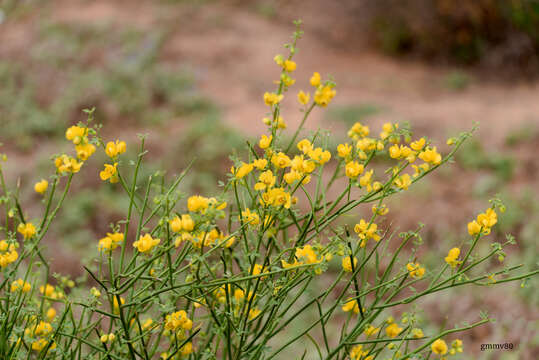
<box><xmin>1</xmin><ymin>0</ymin><xmax>538</xmax><ymax>358</ymax></box>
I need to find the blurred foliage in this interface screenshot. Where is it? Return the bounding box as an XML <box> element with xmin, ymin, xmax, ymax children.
<box><xmin>0</xmin><ymin>21</ymin><xmax>212</xmax><ymax>149</ymax></box>
<box><xmin>367</xmin><ymin>0</ymin><xmax>539</xmax><ymax>75</ymax></box>
<box><xmin>456</xmin><ymin>139</ymin><xmax>515</xmax><ymax>182</ymax></box>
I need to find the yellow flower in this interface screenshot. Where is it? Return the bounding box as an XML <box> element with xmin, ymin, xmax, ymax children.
<box><xmin>282</xmin><ymin>59</ymin><xmax>296</xmax><ymax>72</ymax></box>
<box><xmin>31</xmin><ymin>338</ymin><xmax>56</xmax><ymax>352</ymax></box>
<box><xmin>181</xmin><ymin>342</ymin><xmax>193</xmax><ymax>356</ymax></box>
<box><xmin>65</xmin><ymin>125</ymin><xmax>86</xmax><ymax>145</ymax></box>
<box><xmin>105</xmin><ymin>140</ymin><xmax>127</xmax><ymax>158</ymax></box>
<box><xmin>233</xmin><ymin>162</ymin><xmax>254</xmax><ymax>179</ymax></box>
<box><xmin>187</xmin><ymin>195</ymin><xmax>209</xmax><ymax>212</ymax></box>
<box><xmin>342</xmin><ymin>256</ymin><xmax>358</xmax><ymax>272</ymax></box>
<box><xmin>350</xmin><ymin>344</ymin><xmax>368</xmax><ymax>360</ymax></box>
<box><xmin>385</xmin><ymin>323</ymin><xmax>402</xmax><ymax>338</ymax></box>
<box><xmin>11</xmin><ymin>279</ymin><xmax>31</xmax><ymax>293</ymax></box>
<box><xmin>34</xmin><ymin>179</ymin><xmax>48</xmax><ymax>194</ymax></box>
<box><xmin>359</xmin><ymin>170</ymin><xmax>374</xmax><ymax>191</ymax></box>
<box><xmin>467</xmin><ymin>220</ymin><xmax>481</xmax><ymax>235</ymax></box>
<box><xmin>314</xmin><ymin>84</ymin><xmax>336</xmax><ymax>107</ymax></box>
<box><xmin>477</xmin><ymin>208</ymin><xmax>497</xmax><ymax>229</ymax></box>
<box><xmin>310</xmin><ymin>72</ymin><xmax>321</xmax><ymax>87</ymax></box>
<box><xmin>431</xmin><ymin>339</ymin><xmax>448</xmax><ymax>355</ymax></box>
<box><xmin>364</xmin><ymin>325</ymin><xmax>380</xmax><ymax>337</ymax></box>
<box><xmin>342</xmin><ymin>298</ymin><xmax>360</xmax><ymax>314</ymax></box>
<box><xmin>261</xmin><ymin>187</ymin><xmax>292</xmax><ymax>209</ymax></box>
<box><xmin>169</xmin><ymin>214</ymin><xmax>194</xmax><ymax>233</ymax></box>
<box><xmin>418</xmin><ymin>147</ymin><xmax>442</xmax><ymax>165</ymax></box>
<box><xmin>411</xmin><ymin>328</ymin><xmax>424</xmax><ymax>338</ymax></box>
<box><xmin>241</xmin><ymin>208</ymin><xmax>260</xmax><ymax>226</ymax></box>
<box><xmin>100</xmin><ymin>163</ymin><xmax>119</xmax><ymax>183</ymax></box>
<box><xmin>444</xmin><ymin>247</ymin><xmax>461</xmax><ymax>268</ymax></box>
<box><xmin>55</xmin><ymin>155</ymin><xmax>83</xmax><ymax>173</ymax></box>
<box><xmin>75</xmin><ymin>143</ymin><xmax>96</xmax><ymax>161</ymax></box>
<box><xmin>406</xmin><ymin>262</ymin><xmax>425</xmax><ymax>278</ymax></box>
<box><xmin>410</xmin><ymin>138</ymin><xmax>426</xmax><ymax>151</ymax></box>
<box><xmin>142</xmin><ymin>318</ymin><xmax>153</xmax><ymax>330</ymax></box>
<box><xmin>337</xmin><ymin>143</ymin><xmax>352</xmax><ymax>158</ymax></box>
<box><xmin>451</xmin><ymin>339</ymin><xmax>463</xmax><ymax>353</ymax></box>
<box><xmin>248</xmin><ymin>307</ymin><xmax>262</xmax><ymax>320</ymax></box>
<box><xmin>259</xmin><ymin>134</ymin><xmax>273</xmax><ymax>149</ymax></box>
<box><xmin>354</xmin><ymin>219</ymin><xmax>381</xmax><ymax>241</ymax></box>
<box><xmin>379</xmin><ymin>122</ymin><xmax>397</xmax><ymax>140</ymax></box>
<box><xmin>349</xmin><ymin>122</ymin><xmax>370</xmax><ymax>140</ymax></box>
<box><xmin>308</xmin><ymin>147</ymin><xmax>331</xmax><ymax>165</ymax></box>
<box><xmin>133</xmin><ymin>234</ymin><xmax>160</xmax><ymax>253</ymax></box>
<box><xmin>271</xmin><ymin>152</ymin><xmax>291</xmax><ymax>168</ymax></box>
<box><xmin>18</xmin><ymin>222</ymin><xmax>36</xmax><ymax>240</ymax></box>
<box><xmin>46</xmin><ymin>308</ymin><xmax>56</xmax><ymax>321</ymax></box>
<box><xmin>254</xmin><ymin>170</ymin><xmax>276</xmax><ymax>191</ymax></box>
<box><xmin>297</xmin><ymin>139</ymin><xmax>313</xmax><ymax>154</ymax></box>
<box><xmin>90</xmin><ymin>287</ymin><xmax>101</xmax><ymax>297</ymax></box>
<box><xmin>394</xmin><ymin>173</ymin><xmax>412</xmax><ymax>190</ymax></box>
<box><xmin>297</xmin><ymin>90</ymin><xmax>310</xmax><ymax>105</ymax></box>
<box><xmin>345</xmin><ymin>161</ymin><xmax>364</xmax><ymax>179</ymax></box>
<box><xmin>98</xmin><ymin>232</ymin><xmax>124</xmax><ymax>252</ymax></box>
<box><xmin>0</xmin><ymin>245</ymin><xmax>18</xmax><ymax>268</ymax></box>
<box><xmin>40</xmin><ymin>284</ymin><xmax>55</xmax><ymax>297</ymax></box>
<box><xmin>253</xmin><ymin>158</ymin><xmax>267</xmax><ymax>170</ymax></box>
<box><xmin>165</xmin><ymin>310</ymin><xmax>192</xmax><ymax>331</ymax></box>
<box><xmin>263</xmin><ymin>92</ymin><xmax>284</xmax><ymax>106</ymax></box>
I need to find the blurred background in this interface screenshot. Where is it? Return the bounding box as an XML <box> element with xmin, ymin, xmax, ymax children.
<box><xmin>0</xmin><ymin>0</ymin><xmax>538</xmax><ymax>358</ymax></box>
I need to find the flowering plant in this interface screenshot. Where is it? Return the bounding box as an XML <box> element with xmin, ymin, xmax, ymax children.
<box><xmin>0</xmin><ymin>23</ymin><xmax>536</xmax><ymax>360</ymax></box>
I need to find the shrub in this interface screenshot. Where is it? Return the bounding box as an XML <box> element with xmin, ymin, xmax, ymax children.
<box><xmin>0</xmin><ymin>23</ymin><xmax>536</xmax><ymax>360</ymax></box>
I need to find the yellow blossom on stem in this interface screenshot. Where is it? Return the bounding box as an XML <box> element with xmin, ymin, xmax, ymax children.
<box><xmin>342</xmin><ymin>256</ymin><xmax>358</xmax><ymax>272</ymax></box>
<box><xmin>263</xmin><ymin>92</ymin><xmax>284</xmax><ymax>106</ymax></box>
<box><xmin>431</xmin><ymin>339</ymin><xmax>448</xmax><ymax>355</ymax></box>
<box><xmin>241</xmin><ymin>208</ymin><xmax>260</xmax><ymax>226</ymax></box>
<box><xmin>55</xmin><ymin>155</ymin><xmax>82</xmax><ymax>174</ymax></box>
<box><xmin>314</xmin><ymin>84</ymin><xmax>336</xmax><ymax>107</ymax></box>
<box><xmin>259</xmin><ymin>134</ymin><xmax>273</xmax><ymax>149</ymax></box>
<box><xmin>165</xmin><ymin>310</ymin><xmax>192</xmax><ymax>331</ymax></box>
<box><xmin>385</xmin><ymin>323</ymin><xmax>402</xmax><ymax>338</ymax></box>
<box><xmin>297</xmin><ymin>139</ymin><xmax>313</xmax><ymax>154</ymax></box>
<box><xmin>345</xmin><ymin>161</ymin><xmax>364</xmax><ymax>179</ymax></box>
<box><xmin>233</xmin><ymin>162</ymin><xmax>254</xmax><ymax>179</ymax></box>
<box><xmin>364</xmin><ymin>325</ymin><xmax>380</xmax><ymax>337</ymax></box>
<box><xmin>100</xmin><ymin>163</ymin><xmax>119</xmax><ymax>183</ymax></box>
<box><xmin>297</xmin><ymin>90</ymin><xmax>310</xmax><ymax>105</ymax></box>
<box><xmin>187</xmin><ymin>195</ymin><xmax>209</xmax><ymax>212</ymax></box>
<box><xmin>169</xmin><ymin>214</ymin><xmax>194</xmax><ymax>233</ymax></box>
<box><xmin>342</xmin><ymin>298</ymin><xmax>360</xmax><ymax>314</ymax></box>
<box><xmin>354</xmin><ymin>219</ymin><xmax>381</xmax><ymax>241</ymax></box>
<box><xmin>65</xmin><ymin>125</ymin><xmax>86</xmax><ymax>145</ymax></box>
<box><xmin>133</xmin><ymin>234</ymin><xmax>160</xmax><ymax>253</ymax></box>
<box><xmin>394</xmin><ymin>173</ymin><xmax>412</xmax><ymax>190</ymax></box>
<box><xmin>105</xmin><ymin>140</ymin><xmax>127</xmax><ymax>158</ymax></box>
<box><xmin>18</xmin><ymin>222</ymin><xmax>36</xmax><ymax>240</ymax></box>
<box><xmin>75</xmin><ymin>142</ymin><xmax>96</xmax><ymax>161</ymax></box>
<box><xmin>98</xmin><ymin>232</ymin><xmax>124</xmax><ymax>252</ymax></box>
<box><xmin>337</xmin><ymin>143</ymin><xmax>352</xmax><ymax>158</ymax></box>
<box><xmin>406</xmin><ymin>262</ymin><xmax>425</xmax><ymax>278</ymax></box>
<box><xmin>444</xmin><ymin>247</ymin><xmax>461</xmax><ymax>268</ymax></box>
<box><xmin>0</xmin><ymin>240</ymin><xmax>18</xmax><ymax>267</ymax></box>
<box><xmin>11</xmin><ymin>279</ymin><xmax>31</xmax><ymax>293</ymax></box>
<box><xmin>418</xmin><ymin>147</ymin><xmax>442</xmax><ymax>165</ymax></box>
<box><xmin>254</xmin><ymin>170</ymin><xmax>276</xmax><ymax>191</ymax></box>
<box><xmin>271</xmin><ymin>152</ymin><xmax>291</xmax><ymax>168</ymax></box>
<box><xmin>310</xmin><ymin>72</ymin><xmax>321</xmax><ymax>87</ymax></box>
<box><xmin>252</xmin><ymin>158</ymin><xmax>267</xmax><ymax>170</ymax></box>
<box><xmin>34</xmin><ymin>179</ymin><xmax>48</xmax><ymax>194</ymax></box>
